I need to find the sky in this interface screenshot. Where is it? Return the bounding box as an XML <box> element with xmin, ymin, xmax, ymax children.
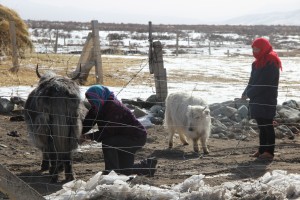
<box><xmin>1</xmin><ymin>0</ymin><xmax>299</xmax><ymax>24</ymax></box>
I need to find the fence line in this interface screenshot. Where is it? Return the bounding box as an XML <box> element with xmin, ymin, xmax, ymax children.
<box><xmin>1</xmin><ymin>24</ymin><xmax>300</xmax><ymax>199</ymax></box>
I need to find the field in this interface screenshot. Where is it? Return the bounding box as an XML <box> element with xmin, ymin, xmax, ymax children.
<box><xmin>1</xmin><ymin>53</ymin><xmax>300</xmax><ymax>199</ymax></box>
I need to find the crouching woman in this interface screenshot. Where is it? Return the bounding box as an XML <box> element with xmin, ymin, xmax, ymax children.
<box><xmin>81</xmin><ymin>85</ymin><xmax>157</xmax><ymax>176</ymax></box>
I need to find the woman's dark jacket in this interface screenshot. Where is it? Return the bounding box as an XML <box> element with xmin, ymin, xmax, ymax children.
<box><xmin>82</xmin><ymin>98</ymin><xmax>147</xmax><ymax>142</ymax></box>
<box><xmin>243</xmin><ymin>62</ymin><xmax>280</xmax><ymax>119</ymax></box>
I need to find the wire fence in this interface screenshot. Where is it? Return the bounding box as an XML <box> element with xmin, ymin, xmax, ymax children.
<box><xmin>1</xmin><ymin>38</ymin><xmax>300</xmax><ymax>199</ymax></box>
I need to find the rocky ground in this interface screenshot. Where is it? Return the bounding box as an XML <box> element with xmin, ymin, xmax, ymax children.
<box><xmin>0</xmin><ymin>113</ymin><xmax>300</xmax><ymax>198</ymax></box>
<box><xmin>1</xmin><ymin>55</ymin><xmax>300</xmax><ymax>199</ymax></box>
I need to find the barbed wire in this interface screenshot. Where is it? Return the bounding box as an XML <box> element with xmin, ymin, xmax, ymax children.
<box><xmin>1</xmin><ymin>48</ymin><xmax>300</xmax><ymax>199</ymax></box>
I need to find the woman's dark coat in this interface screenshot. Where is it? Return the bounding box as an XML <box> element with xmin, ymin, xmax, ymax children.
<box><xmin>82</xmin><ymin>98</ymin><xmax>147</xmax><ymax>142</ymax></box>
<box><xmin>243</xmin><ymin>62</ymin><xmax>280</xmax><ymax>119</ymax></box>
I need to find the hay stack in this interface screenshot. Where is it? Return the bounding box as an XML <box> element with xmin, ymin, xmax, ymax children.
<box><xmin>0</xmin><ymin>4</ymin><xmax>33</xmax><ymax>56</ymax></box>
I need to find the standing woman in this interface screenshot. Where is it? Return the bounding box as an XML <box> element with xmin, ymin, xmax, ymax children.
<box><xmin>242</xmin><ymin>37</ymin><xmax>282</xmax><ymax>160</ymax></box>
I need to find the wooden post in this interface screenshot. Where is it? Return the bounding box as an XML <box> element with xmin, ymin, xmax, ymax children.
<box><xmin>148</xmin><ymin>21</ymin><xmax>154</xmax><ymax>74</ymax></box>
<box><xmin>54</xmin><ymin>29</ymin><xmax>58</xmax><ymax>53</ymax></box>
<box><xmin>0</xmin><ymin>164</ymin><xmax>45</xmax><ymax>200</ymax></box>
<box><xmin>176</xmin><ymin>32</ymin><xmax>179</xmax><ymax>56</ymax></box>
<box><xmin>9</xmin><ymin>21</ymin><xmax>19</xmax><ymax>73</ymax></box>
<box><xmin>152</xmin><ymin>41</ymin><xmax>168</xmax><ymax>105</ymax></box>
<box><xmin>129</xmin><ymin>41</ymin><xmax>132</xmax><ymax>52</ymax></box>
<box><xmin>74</xmin><ymin>21</ymin><xmax>105</xmax><ymax>85</ymax></box>
<box><xmin>91</xmin><ymin>20</ymin><xmax>103</xmax><ymax>84</ymax></box>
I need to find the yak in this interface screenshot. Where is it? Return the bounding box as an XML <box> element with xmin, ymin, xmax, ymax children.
<box><xmin>164</xmin><ymin>92</ymin><xmax>211</xmax><ymax>154</ymax></box>
<box><xmin>24</xmin><ymin>65</ymin><xmax>88</xmax><ymax>182</ymax></box>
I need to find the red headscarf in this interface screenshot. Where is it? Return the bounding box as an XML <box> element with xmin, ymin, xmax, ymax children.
<box><xmin>252</xmin><ymin>38</ymin><xmax>282</xmax><ymax>71</ymax></box>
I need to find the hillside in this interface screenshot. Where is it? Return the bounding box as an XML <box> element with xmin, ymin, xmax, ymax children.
<box><xmin>224</xmin><ymin>9</ymin><xmax>300</xmax><ymax>25</ymax></box>
<box><xmin>26</xmin><ymin>20</ymin><xmax>300</xmax><ymax>36</ymax></box>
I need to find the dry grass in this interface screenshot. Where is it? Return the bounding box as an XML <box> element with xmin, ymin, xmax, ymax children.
<box><xmin>0</xmin><ymin>53</ymin><xmax>247</xmax><ymax>89</ymax></box>
<box><xmin>169</xmin><ymin>71</ymin><xmax>241</xmax><ymax>83</ymax></box>
<box><xmin>2</xmin><ymin>52</ymin><xmax>298</xmax><ymax>89</ymax></box>
<box><xmin>0</xmin><ymin>53</ymin><xmax>150</xmax><ymax>87</ymax></box>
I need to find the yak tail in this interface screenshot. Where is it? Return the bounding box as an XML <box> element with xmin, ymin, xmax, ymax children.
<box><xmin>47</xmin><ymin>96</ymin><xmax>82</xmax><ymax>159</ymax></box>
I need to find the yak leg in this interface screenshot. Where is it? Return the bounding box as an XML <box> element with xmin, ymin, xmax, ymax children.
<box><xmin>192</xmin><ymin>138</ymin><xmax>199</xmax><ymax>153</ymax></box>
<box><xmin>200</xmin><ymin>134</ymin><xmax>209</xmax><ymax>154</ymax></box>
<box><xmin>48</xmin><ymin>152</ymin><xmax>59</xmax><ymax>183</ymax></box>
<box><xmin>167</xmin><ymin>123</ymin><xmax>176</xmax><ymax>149</ymax></box>
<box><xmin>179</xmin><ymin>131</ymin><xmax>189</xmax><ymax>146</ymax></box>
<box><xmin>40</xmin><ymin>152</ymin><xmax>49</xmax><ymax>171</ymax></box>
<box><xmin>41</xmin><ymin>151</ymin><xmax>63</xmax><ymax>172</ymax></box>
<box><xmin>47</xmin><ymin>135</ymin><xmax>63</xmax><ymax>182</ymax></box>
<box><xmin>64</xmin><ymin>153</ymin><xmax>75</xmax><ymax>182</ymax></box>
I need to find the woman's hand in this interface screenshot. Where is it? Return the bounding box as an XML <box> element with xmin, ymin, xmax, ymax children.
<box><xmin>79</xmin><ymin>134</ymin><xmax>89</xmax><ymax>144</ymax></box>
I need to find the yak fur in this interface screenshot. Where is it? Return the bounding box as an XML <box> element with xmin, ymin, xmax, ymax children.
<box><xmin>164</xmin><ymin>92</ymin><xmax>211</xmax><ymax>154</ymax></box>
<box><xmin>24</xmin><ymin>71</ymin><xmax>88</xmax><ymax>182</ymax></box>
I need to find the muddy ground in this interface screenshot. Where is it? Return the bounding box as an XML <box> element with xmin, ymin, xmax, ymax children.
<box><xmin>0</xmin><ymin>113</ymin><xmax>300</xmax><ymax>198</ymax></box>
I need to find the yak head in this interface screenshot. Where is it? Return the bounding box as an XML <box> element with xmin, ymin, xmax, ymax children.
<box><xmin>186</xmin><ymin>105</ymin><xmax>211</xmax><ymax>132</ymax></box>
<box><xmin>35</xmin><ymin>64</ymin><xmax>81</xmax><ymax>82</ymax></box>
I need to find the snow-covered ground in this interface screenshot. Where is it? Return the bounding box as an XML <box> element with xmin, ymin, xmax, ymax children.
<box><xmin>2</xmin><ymin>27</ymin><xmax>300</xmax><ymax>199</ymax></box>
<box><xmin>2</xmin><ymin>55</ymin><xmax>300</xmax><ymax>105</ymax></box>
<box><xmin>29</xmin><ymin>28</ymin><xmax>300</xmax><ymax>56</ymax></box>
<box><xmin>44</xmin><ymin>170</ymin><xmax>300</xmax><ymax>200</ymax></box>
<box><xmin>1</xmin><ymin>53</ymin><xmax>300</xmax><ymax>199</ymax></box>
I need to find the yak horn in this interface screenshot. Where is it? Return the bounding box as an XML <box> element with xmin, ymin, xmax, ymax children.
<box><xmin>36</xmin><ymin>64</ymin><xmax>41</xmax><ymax>78</ymax></box>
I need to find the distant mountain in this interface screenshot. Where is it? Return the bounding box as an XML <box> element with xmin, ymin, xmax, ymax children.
<box><xmin>223</xmin><ymin>9</ymin><xmax>300</xmax><ymax>25</ymax></box>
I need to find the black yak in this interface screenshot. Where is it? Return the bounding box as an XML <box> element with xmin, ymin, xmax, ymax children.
<box><xmin>24</xmin><ymin>65</ymin><xmax>88</xmax><ymax>182</ymax></box>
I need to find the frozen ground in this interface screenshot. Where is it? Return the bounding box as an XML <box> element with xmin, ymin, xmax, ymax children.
<box><xmin>1</xmin><ymin>54</ymin><xmax>300</xmax><ymax>199</ymax></box>
<box><xmin>2</xmin><ymin>55</ymin><xmax>300</xmax><ymax>105</ymax></box>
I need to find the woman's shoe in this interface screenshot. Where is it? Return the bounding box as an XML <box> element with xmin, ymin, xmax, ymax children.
<box><xmin>250</xmin><ymin>151</ymin><xmax>260</xmax><ymax>157</ymax></box>
<box><xmin>258</xmin><ymin>152</ymin><xmax>274</xmax><ymax>160</ymax></box>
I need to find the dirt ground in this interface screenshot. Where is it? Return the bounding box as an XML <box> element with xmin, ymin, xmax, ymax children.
<box><xmin>0</xmin><ymin>113</ymin><xmax>300</xmax><ymax>198</ymax></box>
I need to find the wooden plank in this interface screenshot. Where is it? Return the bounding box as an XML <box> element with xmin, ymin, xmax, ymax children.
<box><xmin>77</xmin><ymin>32</ymin><xmax>93</xmax><ymax>69</ymax></box>
<box><xmin>74</xmin><ymin>32</ymin><xmax>95</xmax><ymax>83</ymax></box>
<box><xmin>0</xmin><ymin>164</ymin><xmax>45</xmax><ymax>200</ymax></box>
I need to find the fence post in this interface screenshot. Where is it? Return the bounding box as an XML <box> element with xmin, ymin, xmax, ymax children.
<box><xmin>176</xmin><ymin>32</ymin><xmax>179</xmax><ymax>56</ymax></box>
<box><xmin>91</xmin><ymin>20</ymin><xmax>103</xmax><ymax>84</ymax></box>
<box><xmin>152</xmin><ymin>41</ymin><xmax>168</xmax><ymax>105</ymax></box>
<box><xmin>54</xmin><ymin>29</ymin><xmax>58</xmax><ymax>53</ymax></box>
<box><xmin>148</xmin><ymin>21</ymin><xmax>154</xmax><ymax>74</ymax></box>
<box><xmin>9</xmin><ymin>21</ymin><xmax>19</xmax><ymax>73</ymax></box>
